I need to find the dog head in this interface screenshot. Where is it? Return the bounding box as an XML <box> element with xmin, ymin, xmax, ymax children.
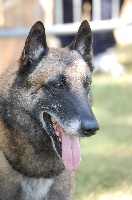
<box><xmin>2</xmin><ymin>21</ymin><xmax>99</xmax><ymax>178</ymax></box>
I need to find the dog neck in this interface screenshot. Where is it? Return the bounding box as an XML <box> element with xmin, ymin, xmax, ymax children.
<box><xmin>21</xmin><ymin>177</ymin><xmax>53</xmax><ymax>200</ymax></box>
<box><xmin>0</xmin><ymin>150</ymin><xmax>53</xmax><ymax>199</ymax></box>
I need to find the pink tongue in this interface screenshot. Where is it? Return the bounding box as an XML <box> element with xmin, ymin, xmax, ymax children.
<box><xmin>59</xmin><ymin>125</ymin><xmax>81</xmax><ymax>171</ymax></box>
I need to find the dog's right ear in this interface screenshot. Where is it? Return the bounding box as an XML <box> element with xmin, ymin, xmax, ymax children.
<box><xmin>69</xmin><ymin>20</ymin><xmax>93</xmax><ymax>72</ymax></box>
<box><xmin>19</xmin><ymin>21</ymin><xmax>48</xmax><ymax>68</ymax></box>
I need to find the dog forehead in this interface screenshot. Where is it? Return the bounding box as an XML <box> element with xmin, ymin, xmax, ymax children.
<box><xmin>65</xmin><ymin>57</ymin><xmax>90</xmax><ymax>77</ymax></box>
<box><xmin>28</xmin><ymin>48</ymin><xmax>91</xmax><ymax>84</ymax></box>
<box><xmin>54</xmin><ymin>48</ymin><xmax>89</xmax><ymax>70</ymax></box>
<box><xmin>48</xmin><ymin>48</ymin><xmax>91</xmax><ymax>80</ymax></box>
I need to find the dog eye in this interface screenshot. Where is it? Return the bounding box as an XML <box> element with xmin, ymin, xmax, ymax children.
<box><xmin>84</xmin><ymin>76</ymin><xmax>92</xmax><ymax>89</ymax></box>
<box><xmin>84</xmin><ymin>81</ymin><xmax>91</xmax><ymax>89</ymax></box>
<box><xmin>52</xmin><ymin>83</ymin><xmax>63</xmax><ymax>89</ymax></box>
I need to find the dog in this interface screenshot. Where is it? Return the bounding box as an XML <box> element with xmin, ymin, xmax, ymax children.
<box><xmin>0</xmin><ymin>20</ymin><xmax>99</xmax><ymax>200</ymax></box>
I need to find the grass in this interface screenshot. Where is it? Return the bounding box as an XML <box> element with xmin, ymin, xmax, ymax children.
<box><xmin>74</xmin><ymin>70</ymin><xmax>132</xmax><ymax>200</ymax></box>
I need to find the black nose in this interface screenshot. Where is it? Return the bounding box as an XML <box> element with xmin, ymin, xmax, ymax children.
<box><xmin>81</xmin><ymin>121</ymin><xmax>99</xmax><ymax>136</ymax></box>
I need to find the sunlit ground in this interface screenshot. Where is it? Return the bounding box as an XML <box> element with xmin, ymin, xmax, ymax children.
<box><xmin>74</xmin><ymin>69</ymin><xmax>132</xmax><ymax>200</ymax></box>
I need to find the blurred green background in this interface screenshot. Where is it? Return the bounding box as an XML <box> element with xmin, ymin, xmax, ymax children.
<box><xmin>75</xmin><ymin>67</ymin><xmax>132</xmax><ymax>200</ymax></box>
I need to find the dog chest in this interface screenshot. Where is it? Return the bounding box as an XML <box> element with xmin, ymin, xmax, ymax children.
<box><xmin>21</xmin><ymin>178</ymin><xmax>53</xmax><ymax>200</ymax></box>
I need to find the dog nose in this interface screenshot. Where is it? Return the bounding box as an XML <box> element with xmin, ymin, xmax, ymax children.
<box><xmin>81</xmin><ymin>121</ymin><xmax>99</xmax><ymax>136</ymax></box>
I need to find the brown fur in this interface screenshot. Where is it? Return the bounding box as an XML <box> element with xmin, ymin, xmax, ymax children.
<box><xmin>0</xmin><ymin>21</ymin><xmax>99</xmax><ymax>199</ymax></box>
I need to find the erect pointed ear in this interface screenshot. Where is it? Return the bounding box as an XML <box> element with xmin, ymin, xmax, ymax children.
<box><xmin>69</xmin><ymin>20</ymin><xmax>93</xmax><ymax>72</ymax></box>
<box><xmin>19</xmin><ymin>21</ymin><xmax>48</xmax><ymax>68</ymax></box>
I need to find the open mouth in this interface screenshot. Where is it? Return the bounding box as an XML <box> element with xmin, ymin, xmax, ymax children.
<box><xmin>43</xmin><ymin>112</ymin><xmax>81</xmax><ymax>171</ymax></box>
<box><xmin>43</xmin><ymin>112</ymin><xmax>62</xmax><ymax>156</ymax></box>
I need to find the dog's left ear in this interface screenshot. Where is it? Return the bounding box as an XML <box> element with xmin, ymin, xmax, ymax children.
<box><xmin>20</xmin><ymin>21</ymin><xmax>48</xmax><ymax>68</ymax></box>
<box><xmin>69</xmin><ymin>20</ymin><xmax>93</xmax><ymax>72</ymax></box>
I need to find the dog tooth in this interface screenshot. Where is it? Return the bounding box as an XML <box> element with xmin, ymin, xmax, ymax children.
<box><xmin>56</xmin><ymin>131</ymin><xmax>59</xmax><ymax>136</ymax></box>
<box><xmin>51</xmin><ymin>117</ymin><xmax>56</xmax><ymax>123</ymax></box>
<box><xmin>53</xmin><ymin>124</ymin><xmax>56</xmax><ymax>129</ymax></box>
